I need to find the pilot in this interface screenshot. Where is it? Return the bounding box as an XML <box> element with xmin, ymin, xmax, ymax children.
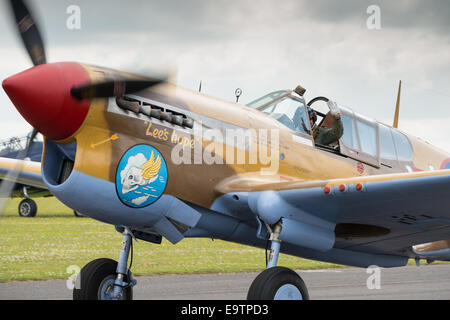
<box><xmin>308</xmin><ymin>100</ymin><xmax>344</xmax><ymax>146</ymax></box>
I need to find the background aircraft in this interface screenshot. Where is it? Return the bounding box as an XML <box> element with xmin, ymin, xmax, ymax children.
<box><xmin>0</xmin><ymin>133</ymin><xmax>85</xmax><ymax>217</ymax></box>
<box><xmin>0</xmin><ymin>134</ymin><xmax>46</xmax><ymax>216</ymax></box>
<box><xmin>1</xmin><ymin>0</ymin><xmax>450</xmax><ymax>300</ymax></box>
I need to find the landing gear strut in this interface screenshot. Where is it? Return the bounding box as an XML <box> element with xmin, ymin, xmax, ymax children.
<box><xmin>247</xmin><ymin>221</ymin><xmax>309</xmax><ymax>300</ymax></box>
<box><xmin>73</xmin><ymin>228</ymin><xmax>136</xmax><ymax>300</ymax></box>
<box><xmin>73</xmin><ymin>210</ymin><xmax>85</xmax><ymax>217</ymax></box>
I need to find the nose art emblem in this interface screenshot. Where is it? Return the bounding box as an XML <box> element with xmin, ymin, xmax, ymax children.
<box><xmin>116</xmin><ymin>144</ymin><xmax>168</xmax><ymax>208</ymax></box>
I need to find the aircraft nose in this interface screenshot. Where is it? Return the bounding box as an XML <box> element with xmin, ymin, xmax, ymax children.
<box><xmin>2</xmin><ymin>62</ymin><xmax>91</xmax><ymax>141</ymax></box>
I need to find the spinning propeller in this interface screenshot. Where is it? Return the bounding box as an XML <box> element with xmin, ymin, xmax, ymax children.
<box><xmin>9</xmin><ymin>0</ymin><xmax>47</xmax><ymax>66</ymax></box>
<box><xmin>0</xmin><ymin>0</ymin><xmax>166</xmax><ymax>215</ymax></box>
<box><xmin>70</xmin><ymin>79</ymin><xmax>166</xmax><ymax>101</ymax></box>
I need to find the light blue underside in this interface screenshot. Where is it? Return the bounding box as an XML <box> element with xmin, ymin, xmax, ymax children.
<box><xmin>37</xmin><ymin>138</ymin><xmax>450</xmax><ymax>267</ymax></box>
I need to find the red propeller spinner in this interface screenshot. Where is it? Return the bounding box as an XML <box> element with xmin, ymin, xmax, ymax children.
<box><xmin>2</xmin><ymin>62</ymin><xmax>91</xmax><ymax>141</ymax></box>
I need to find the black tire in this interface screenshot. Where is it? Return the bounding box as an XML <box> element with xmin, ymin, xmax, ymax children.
<box><xmin>247</xmin><ymin>266</ymin><xmax>309</xmax><ymax>300</ymax></box>
<box><xmin>73</xmin><ymin>258</ymin><xmax>133</xmax><ymax>300</ymax></box>
<box><xmin>18</xmin><ymin>198</ymin><xmax>37</xmax><ymax>217</ymax></box>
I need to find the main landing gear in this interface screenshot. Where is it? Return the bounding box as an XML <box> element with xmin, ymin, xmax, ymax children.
<box><xmin>73</xmin><ymin>228</ymin><xmax>136</xmax><ymax>300</ymax></box>
<box><xmin>247</xmin><ymin>221</ymin><xmax>309</xmax><ymax>300</ymax></box>
<box><xmin>73</xmin><ymin>222</ymin><xmax>309</xmax><ymax>300</ymax></box>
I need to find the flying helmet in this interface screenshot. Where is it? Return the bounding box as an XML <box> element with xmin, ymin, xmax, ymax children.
<box><xmin>307</xmin><ymin>107</ymin><xmax>317</xmax><ymax>123</ymax></box>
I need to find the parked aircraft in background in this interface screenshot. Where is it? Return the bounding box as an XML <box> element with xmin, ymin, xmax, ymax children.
<box><xmin>0</xmin><ymin>134</ymin><xmax>84</xmax><ymax>217</ymax></box>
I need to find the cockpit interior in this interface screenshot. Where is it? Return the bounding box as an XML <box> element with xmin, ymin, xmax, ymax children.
<box><xmin>246</xmin><ymin>87</ymin><xmax>414</xmax><ymax>169</ymax></box>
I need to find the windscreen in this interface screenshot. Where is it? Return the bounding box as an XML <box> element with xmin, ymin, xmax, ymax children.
<box><xmin>260</xmin><ymin>97</ymin><xmax>310</xmax><ymax>135</ymax></box>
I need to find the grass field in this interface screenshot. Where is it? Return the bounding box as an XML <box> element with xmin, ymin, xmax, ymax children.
<box><xmin>0</xmin><ymin>197</ymin><xmax>347</xmax><ymax>282</ymax></box>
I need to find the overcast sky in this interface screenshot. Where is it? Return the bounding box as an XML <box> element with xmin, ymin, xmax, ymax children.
<box><xmin>0</xmin><ymin>0</ymin><xmax>449</xmax><ymax>151</ymax></box>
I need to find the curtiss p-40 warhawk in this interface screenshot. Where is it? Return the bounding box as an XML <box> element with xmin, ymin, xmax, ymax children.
<box><xmin>2</xmin><ymin>1</ymin><xmax>450</xmax><ymax>300</ymax></box>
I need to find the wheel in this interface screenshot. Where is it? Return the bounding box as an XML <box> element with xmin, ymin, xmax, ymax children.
<box><xmin>247</xmin><ymin>266</ymin><xmax>309</xmax><ymax>300</ymax></box>
<box><xmin>73</xmin><ymin>258</ymin><xmax>133</xmax><ymax>300</ymax></box>
<box><xmin>73</xmin><ymin>210</ymin><xmax>85</xmax><ymax>217</ymax></box>
<box><xmin>18</xmin><ymin>198</ymin><xmax>37</xmax><ymax>217</ymax></box>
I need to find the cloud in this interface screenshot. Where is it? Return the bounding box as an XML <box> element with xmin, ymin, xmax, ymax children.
<box><xmin>131</xmin><ymin>194</ymin><xmax>150</xmax><ymax>206</ymax></box>
<box><xmin>0</xmin><ymin>121</ymin><xmax>34</xmax><ymax>142</ymax></box>
<box><xmin>302</xmin><ymin>0</ymin><xmax>450</xmax><ymax>34</ymax></box>
<box><xmin>119</xmin><ymin>152</ymin><xmax>147</xmax><ymax>182</ymax></box>
<box><xmin>0</xmin><ymin>0</ymin><xmax>448</xmax><ymax>154</ymax></box>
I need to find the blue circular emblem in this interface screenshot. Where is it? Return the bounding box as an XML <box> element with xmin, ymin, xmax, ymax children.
<box><xmin>116</xmin><ymin>144</ymin><xmax>168</xmax><ymax>208</ymax></box>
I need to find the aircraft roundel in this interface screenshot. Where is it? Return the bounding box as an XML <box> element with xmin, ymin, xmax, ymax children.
<box><xmin>441</xmin><ymin>158</ymin><xmax>450</xmax><ymax>170</ymax></box>
<box><xmin>115</xmin><ymin>144</ymin><xmax>168</xmax><ymax>208</ymax></box>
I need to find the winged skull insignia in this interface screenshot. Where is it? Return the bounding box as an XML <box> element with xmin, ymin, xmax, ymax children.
<box><xmin>121</xmin><ymin>151</ymin><xmax>161</xmax><ymax>194</ymax></box>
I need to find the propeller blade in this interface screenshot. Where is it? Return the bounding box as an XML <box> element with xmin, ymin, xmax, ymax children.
<box><xmin>70</xmin><ymin>78</ymin><xmax>166</xmax><ymax>100</ymax></box>
<box><xmin>9</xmin><ymin>0</ymin><xmax>46</xmax><ymax>66</ymax></box>
<box><xmin>23</xmin><ymin>128</ymin><xmax>39</xmax><ymax>157</ymax></box>
<box><xmin>0</xmin><ymin>129</ymin><xmax>38</xmax><ymax>215</ymax></box>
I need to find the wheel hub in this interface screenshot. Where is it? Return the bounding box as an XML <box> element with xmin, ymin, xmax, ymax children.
<box><xmin>274</xmin><ymin>284</ymin><xmax>303</xmax><ymax>300</ymax></box>
<box><xmin>98</xmin><ymin>275</ymin><xmax>124</xmax><ymax>300</ymax></box>
<box><xmin>20</xmin><ymin>203</ymin><xmax>31</xmax><ymax>215</ymax></box>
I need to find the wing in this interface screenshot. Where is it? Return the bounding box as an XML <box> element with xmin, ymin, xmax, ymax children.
<box><xmin>141</xmin><ymin>152</ymin><xmax>161</xmax><ymax>180</ymax></box>
<box><xmin>215</xmin><ymin>170</ymin><xmax>450</xmax><ymax>265</ymax></box>
<box><xmin>0</xmin><ymin>157</ymin><xmax>46</xmax><ymax>190</ymax></box>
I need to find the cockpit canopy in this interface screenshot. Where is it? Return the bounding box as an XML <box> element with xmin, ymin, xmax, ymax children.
<box><xmin>246</xmin><ymin>90</ymin><xmax>288</xmax><ymax>109</ymax></box>
<box><xmin>246</xmin><ymin>91</ymin><xmax>310</xmax><ymax>135</ymax></box>
<box><xmin>247</xmin><ymin>89</ymin><xmax>414</xmax><ymax>169</ymax></box>
<box><xmin>260</xmin><ymin>97</ymin><xmax>310</xmax><ymax>135</ymax></box>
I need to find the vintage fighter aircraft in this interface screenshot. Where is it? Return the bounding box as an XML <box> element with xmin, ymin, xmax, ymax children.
<box><xmin>0</xmin><ymin>134</ymin><xmax>85</xmax><ymax>217</ymax></box>
<box><xmin>0</xmin><ymin>135</ymin><xmax>47</xmax><ymax>217</ymax></box>
<box><xmin>2</xmin><ymin>0</ymin><xmax>450</xmax><ymax>300</ymax></box>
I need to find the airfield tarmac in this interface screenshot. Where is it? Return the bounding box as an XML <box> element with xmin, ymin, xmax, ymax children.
<box><xmin>0</xmin><ymin>264</ymin><xmax>449</xmax><ymax>300</ymax></box>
